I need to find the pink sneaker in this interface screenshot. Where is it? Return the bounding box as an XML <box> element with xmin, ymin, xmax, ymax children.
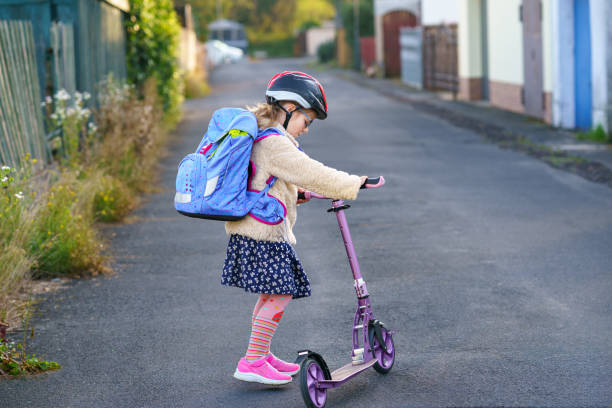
<box><xmin>233</xmin><ymin>357</ymin><xmax>292</xmax><ymax>385</ymax></box>
<box><xmin>266</xmin><ymin>353</ymin><xmax>300</xmax><ymax>376</ymax></box>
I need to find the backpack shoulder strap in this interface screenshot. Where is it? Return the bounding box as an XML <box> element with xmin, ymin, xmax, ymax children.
<box><xmin>254</xmin><ymin>127</ymin><xmax>284</xmax><ymax>143</ymax></box>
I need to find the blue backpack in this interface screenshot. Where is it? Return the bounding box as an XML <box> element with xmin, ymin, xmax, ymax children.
<box><xmin>174</xmin><ymin>108</ymin><xmax>286</xmax><ymax>224</ymax></box>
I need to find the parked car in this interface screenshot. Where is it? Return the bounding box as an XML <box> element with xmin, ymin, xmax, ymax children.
<box><xmin>206</xmin><ymin>40</ymin><xmax>244</xmax><ymax>67</ymax></box>
<box><xmin>208</xmin><ymin>19</ymin><xmax>248</xmax><ymax>52</ymax></box>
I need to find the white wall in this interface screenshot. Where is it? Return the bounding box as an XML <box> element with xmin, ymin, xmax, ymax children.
<box><xmin>305</xmin><ymin>26</ymin><xmax>335</xmax><ymax>56</ymax></box>
<box><xmin>422</xmin><ymin>0</ymin><xmax>459</xmax><ymax>24</ymax></box>
<box><xmin>487</xmin><ymin>0</ymin><xmax>523</xmax><ymax>84</ymax></box>
<box><xmin>591</xmin><ymin>0</ymin><xmax>609</xmax><ymax>131</ymax></box>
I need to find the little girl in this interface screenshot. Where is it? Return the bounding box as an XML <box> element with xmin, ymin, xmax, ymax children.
<box><xmin>222</xmin><ymin>71</ymin><xmax>366</xmax><ymax>385</ymax></box>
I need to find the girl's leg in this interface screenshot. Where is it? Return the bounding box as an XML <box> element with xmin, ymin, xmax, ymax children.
<box><xmin>245</xmin><ymin>294</ymin><xmax>291</xmax><ymax>362</ymax></box>
<box><xmin>251</xmin><ymin>294</ymin><xmax>269</xmax><ymax>326</ymax></box>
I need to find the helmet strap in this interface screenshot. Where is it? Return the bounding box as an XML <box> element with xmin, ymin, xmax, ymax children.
<box><xmin>277</xmin><ymin>102</ymin><xmax>293</xmax><ymax>129</ymax></box>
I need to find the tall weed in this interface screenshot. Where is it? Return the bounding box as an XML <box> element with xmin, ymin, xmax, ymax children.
<box><xmin>94</xmin><ymin>78</ymin><xmax>165</xmax><ymax>192</ymax></box>
<box><xmin>0</xmin><ymin>161</ymin><xmax>39</xmax><ymax>323</ymax></box>
<box><xmin>28</xmin><ymin>170</ymin><xmax>107</xmax><ymax>279</ymax></box>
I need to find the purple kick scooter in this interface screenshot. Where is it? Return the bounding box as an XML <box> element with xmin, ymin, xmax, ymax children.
<box><xmin>295</xmin><ymin>177</ymin><xmax>395</xmax><ymax>408</ymax></box>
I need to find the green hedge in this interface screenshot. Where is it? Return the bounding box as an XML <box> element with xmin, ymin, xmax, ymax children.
<box><xmin>126</xmin><ymin>0</ymin><xmax>183</xmax><ymax>122</ymax></box>
<box><xmin>317</xmin><ymin>40</ymin><xmax>335</xmax><ymax>63</ymax></box>
<box><xmin>249</xmin><ymin>37</ymin><xmax>296</xmax><ymax>58</ymax></box>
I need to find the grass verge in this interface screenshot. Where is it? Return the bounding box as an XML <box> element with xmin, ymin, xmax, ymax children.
<box><xmin>1</xmin><ymin>76</ymin><xmax>181</xmax><ymax>376</ymax></box>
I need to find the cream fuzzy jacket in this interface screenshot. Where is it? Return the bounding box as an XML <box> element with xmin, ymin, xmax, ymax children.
<box><xmin>225</xmin><ymin>124</ymin><xmax>362</xmax><ymax>245</ymax></box>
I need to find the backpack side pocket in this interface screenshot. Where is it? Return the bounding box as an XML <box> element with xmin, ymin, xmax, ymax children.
<box><xmin>175</xmin><ymin>153</ymin><xmax>200</xmax><ymax>212</ymax></box>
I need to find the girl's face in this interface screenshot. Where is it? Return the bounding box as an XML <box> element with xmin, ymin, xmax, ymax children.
<box><xmin>284</xmin><ymin>104</ymin><xmax>316</xmax><ymax>138</ymax></box>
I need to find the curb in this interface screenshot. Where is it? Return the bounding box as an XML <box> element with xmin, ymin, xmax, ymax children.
<box><xmin>335</xmin><ymin>70</ymin><xmax>612</xmax><ymax>190</ymax></box>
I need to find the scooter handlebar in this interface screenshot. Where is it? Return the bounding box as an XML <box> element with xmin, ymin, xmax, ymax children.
<box><xmin>297</xmin><ymin>176</ymin><xmax>385</xmax><ymax>201</ymax></box>
<box><xmin>360</xmin><ymin>176</ymin><xmax>385</xmax><ymax>189</ymax></box>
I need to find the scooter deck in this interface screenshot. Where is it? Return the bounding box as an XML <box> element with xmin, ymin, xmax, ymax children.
<box><xmin>330</xmin><ymin>359</ymin><xmax>377</xmax><ymax>382</ymax></box>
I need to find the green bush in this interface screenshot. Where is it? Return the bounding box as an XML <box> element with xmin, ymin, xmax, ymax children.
<box><xmin>126</xmin><ymin>0</ymin><xmax>183</xmax><ymax>121</ymax></box>
<box><xmin>317</xmin><ymin>40</ymin><xmax>335</xmax><ymax>63</ymax></box>
<box><xmin>577</xmin><ymin>124</ymin><xmax>612</xmax><ymax>144</ymax></box>
<box><xmin>249</xmin><ymin>36</ymin><xmax>296</xmax><ymax>57</ymax></box>
<box><xmin>341</xmin><ymin>0</ymin><xmax>375</xmax><ymax>38</ymax></box>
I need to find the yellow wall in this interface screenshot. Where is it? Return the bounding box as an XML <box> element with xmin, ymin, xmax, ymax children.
<box><xmin>458</xmin><ymin>0</ymin><xmax>482</xmax><ymax>78</ymax></box>
<box><xmin>487</xmin><ymin>0</ymin><xmax>523</xmax><ymax>84</ymax></box>
<box><xmin>459</xmin><ymin>0</ymin><xmax>553</xmax><ymax>91</ymax></box>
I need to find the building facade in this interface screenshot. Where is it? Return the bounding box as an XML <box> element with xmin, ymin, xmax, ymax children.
<box><xmin>458</xmin><ymin>0</ymin><xmax>611</xmax><ymax>132</ymax></box>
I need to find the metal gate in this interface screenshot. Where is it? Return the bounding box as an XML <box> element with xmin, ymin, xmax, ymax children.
<box><xmin>400</xmin><ymin>27</ymin><xmax>422</xmax><ymax>88</ymax></box>
<box><xmin>422</xmin><ymin>24</ymin><xmax>458</xmax><ymax>95</ymax></box>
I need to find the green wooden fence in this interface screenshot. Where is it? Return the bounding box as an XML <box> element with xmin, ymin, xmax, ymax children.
<box><xmin>50</xmin><ymin>22</ymin><xmax>76</xmax><ymax>96</ymax></box>
<box><xmin>0</xmin><ymin>20</ymin><xmax>48</xmax><ymax>167</ymax></box>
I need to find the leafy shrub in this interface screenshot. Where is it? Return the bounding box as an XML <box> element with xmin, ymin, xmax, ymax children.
<box><xmin>317</xmin><ymin>40</ymin><xmax>336</xmax><ymax>63</ymax></box>
<box><xmin>341</xmin><ymin>0</ymin><xmax>375</xmax><ymax>38</ymax></box>
<box><xmin>577</xmin><ymin>124</ymin><xmax>612</xmax><ymax>144</ymax></box>
<box><xmin>126</xmin><ymin>0</ymin><xmax>183</xmax><ymax>123</ymax></box>
<box><xmin>249</xmin><ymin>36</ymin><xmax>296</xmax><ymax>57</ymax></box>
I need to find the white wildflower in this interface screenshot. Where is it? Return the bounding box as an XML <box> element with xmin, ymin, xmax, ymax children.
<box><xmin>83</xmin><ymin>92</ymin><xmax>91</xmax><ymax>100</ymax></box>
<box><xmin>50</xmin><ymin>113</ymin><xmax>58</xmax><ymax>121</ymax></box>
<box><xmin>66</xmin><ymin>107</ymin><xmax>76</xmax><ymax>116</ymax></box>
<box><xmin>15</xmin><ymin>192</ymin><xmax>24</xmax><ymax>199</ymax></box>
<box><xmin>1</xmin><ymin>166</ymin><xmax>10</xmax><ymax>171</ymax></box>
<box><xmin>88</xmin><ymin>122</ymin><xmax>98</xmax><ymax>132</ymax></box>
<box><xmin>1</xmin><ymin>177</ymin><xmax>7</xmax><ymax>183</ymax></box>
<box><xmin>54</xmin><ymin>89</ymin><xmax>70</xmax><ymax>101</ymax></box>
<box><xmin>46</xmin><ymin>96</ymin><xmax>52</xmax><ymax>104</ymax></box>
<box><xmin>80</xmin><ymin>108</ymin><xmax>91</xmax><ymax>117</ymax></box>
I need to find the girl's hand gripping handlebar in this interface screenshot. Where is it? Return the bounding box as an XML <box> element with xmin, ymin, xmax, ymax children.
<box><xmin>297</xmin><ymin>176</ymin><xmax>385</xmax><ymax>201</ymax></box>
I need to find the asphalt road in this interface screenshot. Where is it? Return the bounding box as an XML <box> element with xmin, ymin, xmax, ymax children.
<box><xmin>3</xmin><ymin>58</ymin><xmax>612</xmax><ymax>408</ymax></box>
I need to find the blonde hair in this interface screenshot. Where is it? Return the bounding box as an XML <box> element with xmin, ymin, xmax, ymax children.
<box><xmin>247</xmin><ymin>102</ymin><xmax>283</xmax><ymax>129</ymax></box>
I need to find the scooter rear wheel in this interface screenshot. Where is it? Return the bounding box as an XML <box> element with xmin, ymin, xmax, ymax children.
<box><xmin>370</xmin><ymin>326</ymin><xmax>395</xmax><ymax>374</ymax></box>
<box><xmin>300</xmin><ymin>358</ymin><xmax>327</xmax><ymax>408</ymax></box>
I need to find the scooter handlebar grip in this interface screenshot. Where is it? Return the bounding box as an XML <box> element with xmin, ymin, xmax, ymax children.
<box><xmin>361</xmin><ymin>176</ymin><xmax>385</xmax><ymax>189</ymax></box>
<box><xmin>297</xmin><ymin>191</ymin><xmax>313</xmax><ymax>200</ymax></box>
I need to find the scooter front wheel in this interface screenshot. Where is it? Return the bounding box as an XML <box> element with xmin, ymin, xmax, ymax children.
<box><xmin>300</xmin><ymin>358</ymin><xmax>327</xmax><ymax>408</ymax></box>
<box><xmin>370</xmin><ymin>326</ymin><xmax>395</xmax><ymax>374</ymax></box>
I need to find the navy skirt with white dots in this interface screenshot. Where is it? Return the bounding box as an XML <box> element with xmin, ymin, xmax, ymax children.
<box><xmin>221</xmin><ymin>234</ymin><xmax>311</xmax><ymax>298</ymax></box>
